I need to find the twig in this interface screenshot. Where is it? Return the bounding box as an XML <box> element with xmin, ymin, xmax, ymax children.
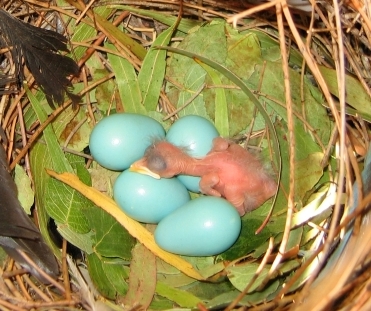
<box><xmin>227</xmin><ymin>0</ymin><xmax>281</xmax><ymax>27</ymax></box>
<box><xmin>268</xmin><ymin>0</ymin><xmax>296</xmax><ymax>276</ymax></box>
<box><xmin>17</xmin><ymin>250</ymin><xmax>65</xmax><ymax>294</ymax></box>
<box><xmin>62</xmin><ymin>239</ymin><xmax>72</xmax><ymax>302</ymax></box>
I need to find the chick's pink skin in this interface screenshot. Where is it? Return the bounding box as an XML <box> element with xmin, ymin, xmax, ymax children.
<box><xmin>130</xmin><ymin>137</ymin><xmax>277</xmax><ymax>216</ymax></box>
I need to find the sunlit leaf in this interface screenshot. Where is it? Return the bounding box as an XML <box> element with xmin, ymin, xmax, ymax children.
<box><xmin>138</xmin><ymin>22</ymin><xmax>177</xmax><ymax>111</ymax></box>
<box><xmin>107</xmin><ymin>44</ymin><xmax>146</xmax><ymax>114</ymax></box>
<box><xmin>198</xmin><ymin>61</ymin><xmax>229</xmax><ymax>137</ymax></box>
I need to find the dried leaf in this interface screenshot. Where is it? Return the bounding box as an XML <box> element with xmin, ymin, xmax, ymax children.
<box><xmin>123</xmin><ymin>244</ymin><xmax>156</xmax><ymax>308</ymax></box>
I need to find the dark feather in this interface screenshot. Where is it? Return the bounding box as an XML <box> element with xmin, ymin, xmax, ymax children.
<box><xmin>0</xmin><ymin>143</ymin><xmax>59</xmax><ymax>280</ymax></box>
<box><xmin>0</xmin><ymin>9</ymin><xmax>80</xmax><ymax>105</ymax></box>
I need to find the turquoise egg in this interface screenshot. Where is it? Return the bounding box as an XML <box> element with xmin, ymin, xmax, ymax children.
<box><xmin>166</xmin><ymin>115</ymin><xmax>219</xmax><ymax>157</ymax></box>
<box><xmin>176</xmin><ymin>175</ymin><xmax>201</xmax><ymax>193</ymax></box>
<box><xmin>90</xmin><ymin>113</ymin><xmax>165</xmax><ymax>171</ymax></box>
<box><xmin>166</xmin><ymin>115</ymin><xmax>219</xmax><ymax>192</ymax></box>
<box><xmin>113</xmin><ymin>170</ymin><xmax>190</xmax><ymax>223</ymax></box>
<box><xmin>155</xmin><ymin>197</ymin><xmax>241</xmax><ymax>256</ymax></box>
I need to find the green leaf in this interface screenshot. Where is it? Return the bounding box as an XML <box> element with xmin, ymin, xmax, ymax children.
<box><xmin>156</xmin><ymin>282</ymin><xmax>202</xmax><ymax>308</ymax></box>
<box><xmin>84</xmin><ymin>206</ymin><xmax>135</xmax><ymax>259</ymax></box>
<box><xmin>227</xmin><ymin>263</ymin><xmax>270</xmax><ymax>292</ymax></box>
<box><xmin>149</xmin><ymin>296</ymin><xmax>176</xmax><ymax>310</ymax></box>
<box><xmin>248</xmin><ymin>29</ymin><xmax>303</xmax><ymax>66</ymax></box>
<box><xmin>272</xmin><ymin>120</ymin><xmax>325</xmax><ymax>214</ymax></box>
<box><xmin>295</xmin><ymin>153</ymin><xmax>324</xmax><ymax>199</ymax></box>
<box><xmin>198</xmin><ymin>62</ymin><xmax>229</xmax><ymax>137</ymax></box>
<box><xmin>182</xmin><ymin>279</ymin><xmax>235</xmax><ymax>300</ymax></box>
<box><xmin>173</xmin><ymin>64</ymin><xmax>208</xmax><ymax>118</ymax></box>
<box><xmin>87</xmin><ymin>253</ymin><xmax>129</xmax><ymax>299</ymax></box>
<box><xmin>204</xmin><ymin>31</ymin><xmax>260</xmax><ymax>136</ymax></box>
<box><xmin>246</xmin><ymin>61</ymin><xmax>332</xmax><ymax>146</ymax></box>
<box><xmin>165</xmin><ymin>20</ymin><xmax>228</xmax><ymax>120</ymax></box>
<box><xmin>158</xmin><ymin>45</ymin><xmax>281</xmax><ymax>207</ymax></box>
<box><xmin>225</xmin><ymin>31</ymin><xmax>261</xmax><ymax>78</ymax></box>
<box><xmin>66</xmin><ymin>153</ymin><xmax>135</xmax><ymax>258</ymax></box>
<box><xmin>157</xmin><ymin>273</ymin><xmax>197</xmax><ymax>288</ymax></box>
<box><xmin>30</xmin><ymin>140</ymin><xmax>61</xmax><ymax>256</ymax></box>
<box><xmin>95</xmin><ymin>69</ymin><xmax>117</xmax><ymax>114</ymax></box>
<box><xmin>45</xmin><ymin>178</ymin><xmax>91</xmax><ymax>233</ymax></box>
<box><xmin>286</xmin><ymin>227</ymin><xmax>303</xmax><ymax>250</ymax></box>
<box><xmin>57</xmin><ymin>153</ymin><xmax>134</xmax><ymax>291</ymax></box>
<box><xmin>28</xmin><ymin>90</ymin><xmax>91</xmax><ymax>255</ymax></box>
<box><xmin>109</xmin><ymin>6</ymin><xmax>200</xmax><ymax>33</ymax></box>
<box><xmin>205</xmin><ymin>280</ymin><xmax>280</xmax><ymax>308</ymax></box>
<box><xmin>106</xmin><ymin>44</ymin><xmax>146</xmax><ymax>114</ymax></box>
<box><xmin>103</xmin><ymin>262</ymin><xmax>130</xmax><ymax>295</ymax></box>
<box><xmin>159</xmin><ymin>31</ymin><xmax>281</xmax><ymax>168</ymax></box>
<box><xmin>68</xmin><ymin>7</ymin><xmax>113</xmax><ymax>60</ymax></box>
<box><xmin>14</xmin><ymin>164</ymin><xmax>34</xmax><ymax>215</ymax></box>
<box><xmin>279</xmin><ymin>259</ymin><xmax>301</xmax><ymax>274</ymax></box>
<box><xmin>57</xmin><ymin>225</ymin><xmax>93</xmax><ymax>254</ymax></box>
<box><xmin>319</xmin><ymin>65</ymin><xmax>371</xmax><ymax>120</ymax></box>
<box><xmin>58</xmin><ymin>107</ymin><xmax>92</xmax><ymax>152</ymax></box>
<box><xmin>43</xmin><ymin>153</ymin><xmax>91</xmax><ymax>233</ymax></box>
<box><xmin>218</xmin><ymin>217</ymin><xmax>272</xmax><ymax>260</ymax></box>
<box><xmin>27</xmin><ymin>89</ymin><xmax>72</xmax><ymax>173</ymax></box>
<box><xmin>138</xmin><ymin>22</ymin><xmax>176</xmax><ymax>111</ymax></box>
<box><xmin>199</xmin><ymin>261</ymin><xmax>225</xmax><ymax>279</ymax></box>
<box><xmin>99</xmin><ymin>14</ymin><xmax>147</xmax><ymax>61</ymax></box>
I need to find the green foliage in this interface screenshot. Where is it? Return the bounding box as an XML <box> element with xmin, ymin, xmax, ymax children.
<box><xmin>28</xmin><ymin>13</ymin><xmax>339</xmax><ymax>308</ymax></box>
<box><xmin>87</xmin><ymin>253</ymin><xmax>129</xmax><ymax>299</ymax></box>
<box><xmin>29</xmin><ymin>90</ymin><xmax>135</xmax><ymax>297</ymax></box>
<box><xmin>14</xmin><ymin>164</ymin><xmax>34</xmax><ymax>215</ymax></box>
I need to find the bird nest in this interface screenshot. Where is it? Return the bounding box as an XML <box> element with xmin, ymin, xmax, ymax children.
<box><xmin>0</xmin><ymin>0</ymin><xmax>370</xmax><ymax>310</ymax></box>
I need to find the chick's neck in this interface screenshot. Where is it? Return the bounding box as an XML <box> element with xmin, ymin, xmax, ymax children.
<box><xmin>172</xmin><ymin>151</ymin><xmax>210</xmax><ymax>178</ymax></box>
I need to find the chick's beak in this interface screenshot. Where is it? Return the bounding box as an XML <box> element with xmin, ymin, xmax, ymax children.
<box><xmin>130</xmin><ymin>160</ymin><xmax>161</xmax><ymax>179</ymax></box>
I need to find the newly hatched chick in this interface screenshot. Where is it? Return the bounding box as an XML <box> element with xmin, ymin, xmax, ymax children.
<box><xmin>130</xmin><ymin>137</ymin><xmax>277</xmax><ymax>216</ymax></box>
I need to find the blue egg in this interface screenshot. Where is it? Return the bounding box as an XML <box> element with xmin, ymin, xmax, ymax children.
<box><xmin>166</xmin><ymin>115</ymin><xmax>219</xmax><ymax>192</ymax></box>
<box><xmin>155</xmin><ymin>197</ymin><xmax>241</xmax><ymax>256</ymax></box>
<box><xmin>114</xmin><ymin>170</ymin><xmax>190</xmax><ymax>223</ymax></box>
<box><xmin>177</xmin><ymin>175</ymin><xmax>201</xmax><ymax>193</ymax></box>
<box><xmin>90</xmin><ymin>113</ymin><xmax>165</xmax><ymax>171</ymax></box>
<box><xmin>166</xmin><ymin>115</ymin><xmax>219</xmax><ymax>157</ymax></box>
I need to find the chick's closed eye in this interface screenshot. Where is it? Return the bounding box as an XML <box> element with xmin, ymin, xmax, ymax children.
<box><xmin>146</xmin><ymin>152</ymin><xmax>167</xmax><ymax>173</ymax></box>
